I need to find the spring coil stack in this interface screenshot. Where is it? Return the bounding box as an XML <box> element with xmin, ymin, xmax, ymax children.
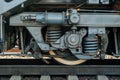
<box><xmin>46</xmin><ymin>26</ymin><xmax>62</xmax><ymax>43</ymax></box>
<box><xmin>84</xmin><ymin>36</ymin><xmax>99</xmax><ymax>55</ymax></box>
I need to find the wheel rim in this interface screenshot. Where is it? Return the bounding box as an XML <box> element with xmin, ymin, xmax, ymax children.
<box><xmin>49</xmin><ymin>50</ymin><xmax>86</xmax><ymax>65</ymax></box>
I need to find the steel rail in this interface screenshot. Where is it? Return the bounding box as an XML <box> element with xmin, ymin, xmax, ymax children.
<box><xmin>0</xmin><ymin>65</ymin><xmax>119</xmax><ymax>75</ymax></box>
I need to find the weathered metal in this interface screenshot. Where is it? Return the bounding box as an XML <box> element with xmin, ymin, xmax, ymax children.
<box><xmin>0</xmin><ymin>0</ymin><xmax>26</xmax><ymax>15</ymax></box>
<box><xmin>0</xmin><ymin>65</ymin><xmax>119</xmax><ymax>75</ymax></box>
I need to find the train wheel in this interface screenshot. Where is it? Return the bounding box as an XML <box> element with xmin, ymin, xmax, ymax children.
<box><xmin>49</xmin><ymin>50</ymin><xmax>86</xmax><ymax>65</ymax></box>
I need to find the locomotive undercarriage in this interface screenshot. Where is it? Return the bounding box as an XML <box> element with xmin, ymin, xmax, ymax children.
<box><xmin>0</xmin><ymin>0</ymin><xmax>120</xmax><ymax>65</ymax></box>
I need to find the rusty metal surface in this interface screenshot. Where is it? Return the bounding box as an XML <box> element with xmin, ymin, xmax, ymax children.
<box><xmin>113</xmin><ymin>0</ymin><xmax>120</xmax><ymax>10</ymax></box>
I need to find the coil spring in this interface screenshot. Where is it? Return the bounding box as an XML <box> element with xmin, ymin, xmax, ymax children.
<box><xmin>46</xmin><ymin>26</ymin><xmax>61</xmax><ymax>43</ymax></box>
<box><xmin>84</xmin><ymin>36</ymin><xmax>98</xmax><ymax>54</ymax></box>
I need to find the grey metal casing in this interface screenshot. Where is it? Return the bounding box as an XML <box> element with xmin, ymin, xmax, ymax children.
<box><xmin>0</xmin><ymin>0</ymin><xmax>26</xmax><ymax>15</ymax></box>
<box><xmin>88</xmin><ymin>0</ymin><xmax>110</xmax><ymax>4</ymax></box>
<box><xmin>10</xmin><ymin>12</ymin><xmax>120</xmax><ymax>27</ymax></box>
<box><xmin>36</xmin><ymin>12</ymin><xmax>65</xmax><ymax>24</ymax></box>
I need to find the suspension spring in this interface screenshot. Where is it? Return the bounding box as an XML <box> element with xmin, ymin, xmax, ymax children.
<box><xmin>46</xmin><ymin>26</ymin><xmax>61</xmax><ymax>43</ymax></box>
<box><xmin>84</xmin><ymin>36</ymin><xmax>99</xmax><ymax>54</ymax></box>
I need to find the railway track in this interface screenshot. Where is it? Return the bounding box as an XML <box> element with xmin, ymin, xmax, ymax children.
<box><xmin>0</xmin><ymin>64</ymin><xmax>119</xmax><ymax>80</ymax></box>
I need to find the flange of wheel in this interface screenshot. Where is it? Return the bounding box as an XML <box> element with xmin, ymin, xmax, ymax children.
<box><xmin>49</xmin><ymin>50</ymin><xmax>86</xmax><ymax>65</ymax></box>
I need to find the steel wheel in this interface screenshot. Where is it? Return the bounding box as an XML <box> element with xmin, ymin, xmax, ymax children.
<box><xmin>49</xmin><ymin>50</ymin><xmax>86</xmax><ymax>65</ymax></box>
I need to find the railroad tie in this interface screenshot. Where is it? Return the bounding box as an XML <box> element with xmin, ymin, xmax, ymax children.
<box><xmin>97</xmin><ymin>75</ymin><xmax>109</xmax><ymax>80</ymax></box>
<box><xmin>9</xmin><ymin>75</ymin><xmax>22</xmax><ymax>80</ymax></box>
<box><xmin>40</xmin><ymin>75</ymin><xmax>51</xmax><ymax>80</ymax></box>
<box><xmin>68</xmin><ymin>75</ymin><xmax>79</xmax><ymax>80</ymax></box>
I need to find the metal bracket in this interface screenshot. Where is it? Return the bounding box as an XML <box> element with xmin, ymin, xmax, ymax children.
<box><xmin>0</xmin><ymin>0</ymin><xmax>26</xmax><ymax>14</ymax></box>
<box><xmin>26</xmin><ymin>27</ymin><xmax>50</xmax><ymax>50</ymax></box>
<box><xmin>88</xmin><ymin>27</ymin><xmax>105</xmax><ymax>35</ymax></box>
